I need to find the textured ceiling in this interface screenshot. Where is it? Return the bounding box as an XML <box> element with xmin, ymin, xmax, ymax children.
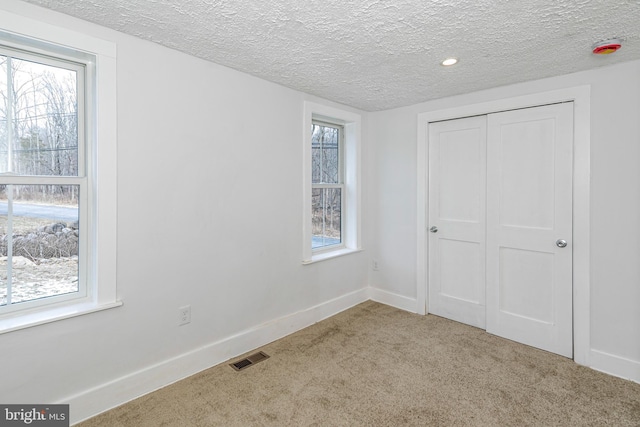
<box><xmin>20</xmin><ymin>0</ymin><xmax>640</xmax><ymax>111</ymax></box>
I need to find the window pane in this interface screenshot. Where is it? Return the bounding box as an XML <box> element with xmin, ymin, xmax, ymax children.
<box><xmin>312</xmin><ymin>187</ymin><xmax>341</xmax><ymax>249</ymax></box>
<box><xmin>0</xmin><ymin>184</ymin><xmax>79</xmax><ymax>306</ymax></box>
<box><xmin>0</xmin><ymin>55</ymin><xmax>78</xmax><ymax>176</ymax></box>
<box><xmin>311</xmin><ymin>123</ymin><xmax>339</xmax><ymax>184</ymax></box>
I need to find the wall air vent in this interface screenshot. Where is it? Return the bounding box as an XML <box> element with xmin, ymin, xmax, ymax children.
<box><xmin>230</xmin><ymin>351</ymin><xmax>270</xmax><ymax>371</ymax></box>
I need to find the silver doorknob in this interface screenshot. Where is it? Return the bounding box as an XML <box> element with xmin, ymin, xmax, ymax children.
<box><xmin>556</xmin><ymin>239</ymin><xmax>567</xmax><ymax>248</ymax></box>
<box><xmin>430</xmin><ymin>226</ymin><xmax>438</xmax><ymax>233</ymax></box>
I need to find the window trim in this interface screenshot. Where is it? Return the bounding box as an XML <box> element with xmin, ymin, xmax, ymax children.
<box><xmin>0</xmin><ymin>10</ymin><xmax>120</xmax><ymax>333</ymax></box>
<box><xmin>303</xmin><ymin>101</ymin><xmax>361</xmax><ymax>264</ymax></box>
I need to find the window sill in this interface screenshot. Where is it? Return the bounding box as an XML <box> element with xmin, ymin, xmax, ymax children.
<box><xmin>303</xmin><ymin>247</ymin><xmax>363</xmax><ymax>265</ymax></box>
<box><xmin>0</xmin><ymin>300</ymin><xmax>123</xmax><ymax>335</ymax></box>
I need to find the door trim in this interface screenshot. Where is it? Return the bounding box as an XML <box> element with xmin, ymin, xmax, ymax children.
<box><xmin>416</xmin><ymin>86</ymin><xmax>591</xmax><ymax>366</ymax></box>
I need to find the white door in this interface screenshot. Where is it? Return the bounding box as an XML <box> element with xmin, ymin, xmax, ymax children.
<box><xmin>428</xmin><ymin>116</ymin><xmax>487</xmax><ymax>329</ymax></box>
<box><xmin>485</xmin><ymin>103</ymin><xmax>573</xmax><ymax>358</ymax></box>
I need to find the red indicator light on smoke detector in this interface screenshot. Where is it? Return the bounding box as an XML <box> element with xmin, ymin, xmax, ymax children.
<box><xmin>592</xmin><ymin>39</ymin><xmax>622</xmax><ymax>55</ymax></box>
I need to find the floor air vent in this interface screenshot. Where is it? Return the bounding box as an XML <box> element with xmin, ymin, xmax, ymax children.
<box><xmin>230</xmin><ymin>351</ymin><xmax>270</xmax><ymax>371</ymax></box>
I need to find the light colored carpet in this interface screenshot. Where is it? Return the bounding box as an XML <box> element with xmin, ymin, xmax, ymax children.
<box><xmin>78</xmin><ymin>301</ymin><xmax>640</xmax><ymax>426</ymax></box>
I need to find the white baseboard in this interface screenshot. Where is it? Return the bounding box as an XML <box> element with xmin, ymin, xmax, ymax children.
<box><xmin>368</xmin><ymin>287</ymin><xmax>418</xmax><ymax>313</ymax></box>
<box><xmin>64</xmin><ymin>287</ymin><xmax>369</xmax><ymax>425</ymax></box>
<box><xmin>590</xmin><ymin>349</ymin><xmax>640</xmax><ymax>384</ymax></box>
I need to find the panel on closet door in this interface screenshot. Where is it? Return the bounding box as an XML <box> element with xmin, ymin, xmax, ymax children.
<box><xmin>498</xmin><ymin>119</ymin><xmax>555</xmax><ymax>229</ymax></box>
<box><xmin>438</xmin><ymin>128</ymin><xmax>483</xmax><ymax>222</ymax></box>
<box><xmin>439</xmin><ymin>239</ymin><xmax>483</xmax><ymax>304</ymax></box>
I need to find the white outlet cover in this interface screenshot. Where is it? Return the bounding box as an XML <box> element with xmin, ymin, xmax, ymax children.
<box><xmin>178</xmin><ymin>305</ymin><xmax>191</xmax><ymax>326</ymax></box>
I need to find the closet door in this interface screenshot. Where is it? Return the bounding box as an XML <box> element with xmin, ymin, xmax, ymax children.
<box><xmin>428</xmin><ymin>116</ymin><xmax>487</xmax><ymax>329</ymax></box>
<box><xmin>485</xmin><ymin>103</ymin><xmax>573</xmax><ymax>358</ymax></box>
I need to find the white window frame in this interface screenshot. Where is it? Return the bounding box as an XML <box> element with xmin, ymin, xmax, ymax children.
<box><xmin>0</xmin><ymin>11</ymin><xmax>120</xmax><ymax>333</ymax></box>
<box><xmin>0</xmin><ymin>46</ymin><xmax>87</xmax><ymax>314</ymax></box>
<box><xmin>303</xmin><ymin>101</ymin><xmax>361</xmax><ymax>264</ymax></box>
<box><xmin>311</xmin><ymin>119</ymin><xmax>345</xmax><ymax>251</ymax></box>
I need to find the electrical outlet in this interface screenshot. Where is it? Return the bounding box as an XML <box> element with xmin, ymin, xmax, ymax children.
<box><xmin>178</xmin><ymin>305</ymin><xmax>191</xmax><ymax>326</ymax></box>
<box><xmin>372</xmin><ymin>259</ymin><xmax>379</xmax><ymax>271</ymax></box>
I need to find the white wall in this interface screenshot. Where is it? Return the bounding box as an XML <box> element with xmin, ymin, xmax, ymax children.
<box><xmin>0</xmin><ymin>1</ymin><xmax>370</xmax><ymax>422</ymax></box>
<box><xmin>369</xmin><ymin>59</ymin><xmax>640</xmax><ymax>382</ymax></box>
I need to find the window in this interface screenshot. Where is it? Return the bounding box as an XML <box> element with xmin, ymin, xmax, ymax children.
<box><xmin>312</xmin><ymin>121</ymin><xmax>344</xmax><ymax>249</ymax></box>
<box><xmin>0</xmin><ymin>46</ymin><xmax>85</xmax><ymax>314</ymax></box>
<box><xmin>0</xmin><ymin>11</ymin><xmax>118</xmax><ymax>332</ymax></box>
<box><xmin>303</xmin><ymin>102</ymin><xmax>361</xmax><ymax>263</ymax></box>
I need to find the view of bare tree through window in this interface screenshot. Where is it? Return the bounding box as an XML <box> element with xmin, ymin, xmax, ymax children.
<box><xmin>311</xmin><ymin>122</ymin><xmax>342</xmax><ymax>248</ymax></box>
<box><xmin>0</xmin><ymin>52</ymin><xmax>80</xmax><ymax>307</ymax></box>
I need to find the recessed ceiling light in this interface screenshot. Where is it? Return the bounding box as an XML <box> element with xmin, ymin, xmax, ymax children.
<box><xmin>441</xmin><ymin>58</ymin><xmax>458</xmax><ymax>66</ymax></box>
